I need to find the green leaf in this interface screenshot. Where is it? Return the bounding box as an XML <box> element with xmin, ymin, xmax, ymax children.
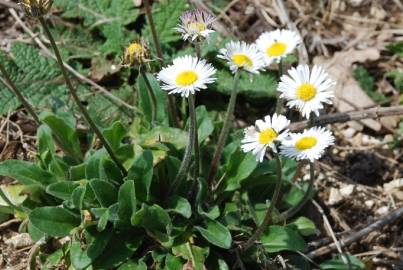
<box><xmin>97</xmin><ymin>208</ymin><xmax>109</xmax><ymax>231</ymax></box>
<box><xmin>0</xmin><ymin>184</ymin><xmax>27</xmax><ymax>213</ymax></box>
<box><xmin>224</xmin><ymin>150</ymin><xmax>257</xmax><ymax>192</ymax></box>
<box><xmin>29</xmin><ymin>207</ymin><xmax>80</xmax><ymax>237</ymax></box>
<box><xmin>40</xmin><ymin>112</ymin><xmax>83</xmax><ymax>159</ymax></box>
<box><xmin>139</xmin><ymin>126</ymin><xmax>188</xmax><ymax>150</ymax></box>
<box><xmin>128</xmin><ymin>151</ymin><xmax>153</xmax><ymax>202</ymax></box>
<box><xmin>320</xmin><ymin>254</ymin><xmax>366</xmax><ymax>270</ymax></box>
<box><xmin>0</xmin><ymin>160</ymin><xmax>58</xmax><ymax>187</ymax></box>
<box><xmin>118</xmin><ymin>260</ymin><xmax>147</xmax><ymax>270</ymax></box>
<box><xmin>215</xmin><ymin>70</ymin><xmax>277</xmax><ymax>98</ymax></box>
<box><xmin>195</xmin><ymin>219</ymin><xmax>232</xmax><ymax>249</ymax></box>
<box><xmin>132</xmin><ymin>204</ymin><xmax>171</xmax><ymax>233</ymax></box>
<box><xmin>167</xmin><ymin>195</ymin><xmax>191</xmax><ymax>218</ymax></box>
<box><xmin>46</xmin><ymin>181</ymin><xmax>79</xmax><ymax>201</ymax></box>
<box><xmin>172</xmin><ymin>243</ymin><xmax>208</xmax><ymax>270</ymax></box>
<box><xmin>86</xmin><ymin>149</ymin><xmax>107</xmax><ymax>180</ymax></box>
<box><xmin>37</xmin><ymin>125</ymin><xmax>55</xmax><ymax>156</ymax></box>
<box><xmin>137</xmin><ymin>73</ymin><xmax>169</xmax><ymax>126</ymax></box>
<box><xmin>70</xmin><ymin>227</ymin><xmax>113</xmax><ymax>270</ymax></box>
<box><xmin>260</xmin><ymin>225</ymin><xmax>307</xmax><ymax>252</ymax></box>
<box><xmin>288</xmin><ymin>216</ymin><xmax>317</xmax><ymax>236</ymax></box>
<box><xmin>103</xmin><ymin>121</ymin><xmax>127</xmax><ymax>151</ymax></box>
<box><xmin>353</xmin><ymin>66</ymin><xmax>387</xmax><ymax>103</ymax></box>
<box><xmin>92</xmin><ymin>230</ymin><xmax>143</xmax><ymax>270</ymax></box>
<box><xmin>142</xmin><ymin>0</ymin><xmax>187</xmax><ymax>44</ymax></box>
<box><xmin>386</xmin><ymin>41</ymin><xmax>403</xmax><ymax>57</ymax></box>
<box><xmin>118</xmin><ymin>180</ymin><xmax>137</xmax><ymax>225</ymax></box>
<box><xmin>165</xmin><ymin>254</ymin><xmax>183</xmax><ymax>270</ymax></box>
<box><xmin>89</xmin><ymin>179</ymin><xmax>118</xmax><ymax>207</ymax></box>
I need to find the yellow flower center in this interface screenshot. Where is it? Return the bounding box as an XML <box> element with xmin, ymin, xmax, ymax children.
<box><xmin>258</xmin><ymin>128</ymin><xmax>278</xmax><ymax>144</ymax></box>
<box><xmin>188</xmin><ymin>22</ymin><xmax>206</xmax><ymax>32</ymax></box>
<box><xmin>266</xmin><ymin>42</ymin><xmax>287</xmax><ymax>57</ymax></box>
<box><xmin>127</xmin><ymin>43</ymin><xmax>144</xmax><ymax>55</ymax></box>
<box><xmin>232</xmin><ymin>53</ymin><xmax>253</xmax><ymax>67</ymax></box>
<box><xmin>296</xmin><ymin>83</ymin><xmax>317</xmax><ymax>101</ymax></box>
<box><xmin>295</xmin><ymin>136</ymin><xmax>317</xmax><ymax>150</ymax></box>
<box><xmin>176</xmin><ymin>71</ymin><xmax>198</xmax><ymax>86</ymax></box>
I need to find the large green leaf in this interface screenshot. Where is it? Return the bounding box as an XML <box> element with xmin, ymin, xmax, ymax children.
<box><xmin>132</xmin><ymin>204</ymin><xmax>171</xmax><ymax>233</ymax></box>
<box><xmin>102</xmin><ymin>121</ymin><xmax>127</xmax><ymax>151</ymax></box>
<box><xmin>260</xmin><ymin>225</ymin><xmax>307</xmax><ymax>252</ymax></box>
<box><xmin>46</xmin><ymin>181</ymin><xmax>79</xmax><ymax>201</ymax></box>
<box><xmin>118</xmin><ymin>180</ymin><xmax>137</xmax><ymax>225</ymax></box>
<box><xmin>29</xmin><ymin>207</ymin><xmax>81</xmax><ymax>237</ymax></box>
<box><xmin>0</xmin><ymin>160</ymin><xmax>58</xmax><ymax>187</ymax></box>
<box><xmin>195</xmin><ymin>219</ymin><xmax>232</xmax><ymax>249</ymax></box>
<box><xmin>127</xmin><ymin>151</ymin><xmax>153</xmax><ymax>202</ymax></box>
<box><xmin>167</xmin><ymin>195</ymin><xmax>191</xmax><ymax>219</ymax></box>
<box><xmin>223</xmin><ymin>150</ymin><xmax>258</xmax><ymax>192</ymax></box>
<box><xmin>40</xmin><ymin>112</ymin><xmax>83</xmax><ymax>159</ymax></box>
<box><xmin>288</xmin><ymin>216</ymin><xmax>318</xmax><ymax>236</ymax></box>
<box><xmin>89</xmin><ymin>179</ymin><xmax>118</xmax><ymax>207</ymax></box>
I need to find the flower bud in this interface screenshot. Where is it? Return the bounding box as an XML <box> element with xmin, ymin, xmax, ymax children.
<box><xmin>122</xmin><ymin>39</ymin><xmax>149</xmax><ymax>67</ymax></box>
<box><xmin>19</xmin><ymin>0</ymin><xmax>53</xmax><ymax>18</ymax></box>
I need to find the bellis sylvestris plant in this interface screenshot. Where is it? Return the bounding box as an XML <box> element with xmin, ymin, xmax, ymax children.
<box><xmin>1</xmin><ymin>2</ymin><xmax>376</xmax><ymax>269</ymax></box>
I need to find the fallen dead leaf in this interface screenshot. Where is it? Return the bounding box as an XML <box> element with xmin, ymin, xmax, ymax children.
<box><xmin>314</xmin><ymin>48</ymin><xmax>399</xmax><ymax>131</ymax></box>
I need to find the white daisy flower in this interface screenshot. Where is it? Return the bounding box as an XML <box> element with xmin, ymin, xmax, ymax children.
<box><xmin>256</xmin><ymin>29</ymin><xmax>301</xmax><ymax>64</ymax></box>
<box><xmin>157</xmin><ymin>55</ymin><xmax>216</xmax><ymax>98</ymax></box>
<box><xmin>241</xmin><ymin>114</ymin><xmax>290</xmax><ymax>162</ymax></box>
<box><xmin>280</xmin><ymin>127</ymin><xmax>335</xmax><ymax>162</ymax></box>
<box><xmin>218</xmin><ymin>41</ymin><xmax>265</xmax><ymax>74</ymax></box>
<box><xmin>277</xmin><ymin>64</ymin><xmax>336</xmax><ymax>119</ymax></box>
<box><xmin>176</xmin><ymin>9</ymin><xmax>215</xmax><ymax>41</ymax></box>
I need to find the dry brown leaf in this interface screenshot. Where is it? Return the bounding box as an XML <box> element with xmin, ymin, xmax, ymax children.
<box><xmin>314</xmin><ymin>48</ymin><xmax>383</xmax><ymax>131</ymax></box>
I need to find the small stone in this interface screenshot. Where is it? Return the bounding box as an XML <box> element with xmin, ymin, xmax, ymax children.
<box><xmin>328</xmin><ymin>188</ymin><xmax>343</xmax><ymax>205</ymax></box>
<box><xmin>365</xmin><ymin>200</ymin><xmax>375</xmax><ymax>208</ymax></box>
<box><xmin>342</xmin><ymin>127</ymin><xmax>356</xmax><ymax>138</ymax></box>
<box><xmin>340</xmin><ymin>184</ymin><xmax>355</xmax><ymax>197</ymax></box>
<box><xmin>375</xmin><ymin>206</ymin><xmax>389</xmax><ymax>216</ymax></box>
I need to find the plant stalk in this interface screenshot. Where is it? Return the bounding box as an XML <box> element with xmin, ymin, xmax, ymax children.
<box><xmin>139</xmin><ymin>68</ymin><xmax>158</xmax><ymax>126</ymax></box>
<box><xmin>276</xmin><ymin>162</ymin><xmax>315</xmax><ymax>223</ymax></box>
<box><xmin>207</xmin><ymin>71</ymin><xmax>240</xmax><ymax>186</ymax></box>
<box><xmin>169</xmin><ymin>94</ymin><xmax>197</xmax><ymax>195</ymax></box>
<box><xmin>0</xmin><ymin>63</ymin><xmax>40</xmax><ymax>125</ymax></box>
<box><xmin>241</xmin><ymin>154</ymin><xmax>283</xmax><ymax>251</ymax></box>
<box><xmin>39</xmin><ymin>17</ymin><xmax>127</xmax><ymax>176</ymax></box>
<box><xmin>193</xmin><ymin>42</ymin><xmax>202</xmax><ymax>176</ymax></box>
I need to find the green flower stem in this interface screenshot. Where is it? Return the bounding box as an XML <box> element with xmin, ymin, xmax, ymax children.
<box><xmin>193</xmin><ymin>42</ymin><xmax>202</xmax><ymax>176</ymax></box>
<box><xmin>169</xmin><ymin>94</ymin><xmax>197</xmax><ymax>195</ymax></box>
<box><xmin>275</xmin><ymin>161</ymin><xmax>315</xmax><ymax>223</ymax></box>
<box><xmin>207</xmin><ymin>71</ymin><xmax>240</xmax><ymax>186</ymax></box>
<box><xmin>39</xmin><ymin>17</ymin><xmax>127</xmax><ymax>176</ymax></box>
<box><xmin>139</xmin><ymin>68</ymin><xmax>158</xmax><ymax>126</ymax></box>
<box><xmin>143</xmin><ymin>0</ymin><xmax>179</xmax><ymax>128</ymax></box>
<box><xmin>275</xmin><ymin>59</ymin><xmax>284</xmax><ymax>114</ymax></box>
<box><xmin>241</xmin><ymin>154</ymin><xmax>283</xmax><ymax>252</ymax></box>
<box><xmin>0</xmin><ymin>63</ymin><xmax>41</xmax><ymax>125</ymax></box>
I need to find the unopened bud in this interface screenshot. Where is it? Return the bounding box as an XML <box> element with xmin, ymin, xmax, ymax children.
<box><xmin>122</xmin><ymin>39</ymin><xmax>149</xmax><ymax>67</ymax></box>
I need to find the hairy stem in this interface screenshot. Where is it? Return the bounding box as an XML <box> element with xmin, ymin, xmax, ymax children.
<box><xmin>207</xmin><ymin>71</ymin><xmax>240</xmax><ymax>186</ymax></box>
<box><xmin>241</xmin><ymin>154</ymin><xmax>283</xmax><ymax>251</ymax></box>
<box><xmin>275</xmin><ymin>162</ymin><xmax>315</xmax><ymax>223</ymax></box>
<box><xmin>0</xmin><ymin>63</ymin><xmax>40</xmax><ymax>125</ymax></box>
<box><xmin>39</xmin><ymin>17</ymin><xmax>127</xmax><ymax>176</ymax></box>
<box><xmin>139</xmin><ymin>68</ymin><xmax>158</xmax><ymax>126</ymax></box>
<box><xmin>193</xmin><ymin>42</ymin><xmax>202</xmax><ymax>176</ymax></box>
<box><xmin>169</xmin><ymin>94</ymin><xmax>197</xmax><ymax>195</ymax></box>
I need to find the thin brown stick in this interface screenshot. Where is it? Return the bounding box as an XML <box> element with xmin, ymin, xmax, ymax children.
<box><xmin>0</xmin><ymin>0</ymin><xmax>18</xmax><ymax>9</ymax></box>
<box><xmin>307</xmin><ymin>207</ymin><xmax>403</xmax><ymax>259</ymax></box>
<box><xmin>289</xmin><ymin>106</ymin><xmax>403</xmax><ymax>131</ymax></box>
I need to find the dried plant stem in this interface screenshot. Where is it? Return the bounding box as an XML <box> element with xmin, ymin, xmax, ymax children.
<box><xmin>207</xmin><ymin>72</ymin><xmax>240</xmax><ymax>186</ymax></box>
<box><xmin>143</xmin><ymin>0</ymin><xmax>179</xmax><ymax>128</ymax></box>
<box><xmin>275</xmin><ymin>162</ymin><xmax>315</xmax><ymax>223</ymax></box>
<box><xmin>241</xmin><ymin>154</ymin><xmax>283</xmax><ymax>251</ymax></box>
<box><xmin>169</xmin><ymin>94</ymin><xmax>197</xmax><ymax>195</ymax></box>
<box><xmin>39</xmin><ymin>17</ymin><xmax>127</xmax><ymax>176</ymax></box>
<box><xmin>289</xmin><ymin>105</ymin><xmax>403</xmax><ymax>131</ymax></box>
<box><xmin>139</xmin><ymin>68</ymin><xmax>158</xmax><ymax>126</ymax></box>
<box><xmin>0</xmin><ymin>63</ymin><xmax>41</xmax><ymax>125</ymax></box>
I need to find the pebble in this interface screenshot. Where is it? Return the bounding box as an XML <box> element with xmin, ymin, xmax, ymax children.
<box><xmin>328</xmin><ymin>187</ymin><xmax>343</xmax><ymax>205</ymax></box>
<box><xmin>364</xmin><ymin>200</ymin><xmax>375</xmax><ymax>208</ymax></box>
<box><xmin>340</xmin><ymin>184</ymin><xmax>355</xmax><ymax>196</ymax></box>
<box><xmin>4</xmin><ymin>233</ymin><xmax>33</xmax><ymax>249</ymax></box>
<box><xmin>375</xmin><ymin>206</ymin><xmax>389</xmax><ymax>216</ymax></box>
